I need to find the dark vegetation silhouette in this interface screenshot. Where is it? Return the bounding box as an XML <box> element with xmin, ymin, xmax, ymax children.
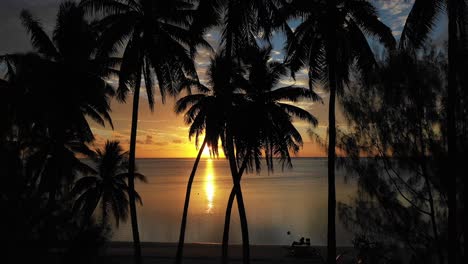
<box><xmin>175</xmin><ymin>46</ymin><xmax>320</xmax><ymax>263</ymax></box>
<box><xmin>400</xmin><ymin>1</ymin><xmax>468</xmax><ymax>263</ymax></box>
<box><xmin>72</xmin><ymin>140</ymin><xmax>147</xmax><ymax>227</ymax></box>
<box><xmin>0</xmin><ymin>0</ymin><xmax>466</xmax><ymax>264</ymax></box>
<box><xmin>284</xmin><ymin>0</ymin><xmax>396</xmax><ymax>262</ymax></box>
<box><xmin>78</xmin><ymin>1</ymin><xmax>209</xmax><ymax>263</ymax></box>
<box><xmin>174</xmin><ymin>52</ymin><xmax>242</xmax><ymax>263</ymax></box>
<box><xmin>190</xmin><ymin>1</ymin><xmax>292</xmax><ymax>263</ymax></box>
<box><xmin>0</xmin><ymin>2</ymin><xmax>116</xmax><ymax>263</ymax></box>
<box><xmin>337</xmin><ymin>46</ymin><xmax>455</xmax><ymax>264</ymax></box>
<box><xmin>221</xmin><ymin>46</ymin><xmax>320</xmax><ymax>264</ymax></box>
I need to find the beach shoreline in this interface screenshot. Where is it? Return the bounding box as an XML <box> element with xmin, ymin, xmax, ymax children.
<box><xmin>106</xmin><ymin>242</ymin><xmax>355</xmax><ymax>263</ymax></box>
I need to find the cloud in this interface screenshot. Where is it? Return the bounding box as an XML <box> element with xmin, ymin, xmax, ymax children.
<box><xmin>145</xmin><ymin>135</ymin><xmax>154</xmax><ymax>144</ymax></box>
<box><xmin>172</xmin><ymin>139</ymin><xmax>183</xmax><ymax>144</ymax></box>
<box><xmin>373</xmin><ymin>0</ymin><xmax>414</xmax><ymax>38</ymax></box>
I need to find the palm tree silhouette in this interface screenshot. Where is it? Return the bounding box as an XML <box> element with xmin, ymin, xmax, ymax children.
<box><xmin>196</xmin><ymin>2</ymin><xmax>291</xmax><ymax>262</ymax></box>
<box><xmin>400</xmin><ymin>2</ymin><xmax>467</xmax><ymax>262</ymax></box>
<box><xmin>221</xmin><ymin>46</ymin><xmax>321</xmax><ymax>262</ymax></box>
<box><xmin>80</xmin><ymin>1</ymin><xmax>209</xmax><ymax>262</ymax></box>
<box><xmin>1</xmin><ymin>1</ymin><xmax>116</xmax><ymax>210</ymax></box>
<box><xmin>174</xmin><ymin>52</ymin><xmax>245</xmax><ymax>263</ymax></box>
<box><xmin>285</xmin><ymin>0</ymin><xmax>395</xmax><ymax>262</ymax></box>
<box><xmin>20</xmin><ymin>2</ymin><xmax>116</xmax><ymax>129</ymax></box>
<box><xmin>73</xmin><ymin>140</ymin><xmax>147</xmax><ymax>227</ymax></box>
<box><xmin>176</xmin><ymin>47</ymin><xmax>320</xmax><ymax>264</ymax></box>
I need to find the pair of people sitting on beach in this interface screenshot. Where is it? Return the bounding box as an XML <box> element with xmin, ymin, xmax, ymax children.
<box><xmin>291</xmin><ymin>237</ymin><xmax>311</xmax><ymax>246</ymax></box>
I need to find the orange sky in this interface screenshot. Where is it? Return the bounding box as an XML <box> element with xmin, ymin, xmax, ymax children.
<box><xmin>0</xmin><ymin>0</ymin><xmax>446</xmax><ymax>158</ymax></box>
<box><xmin>0</xmin><ymin>1</ymin><xmax>435</xmax><ymax>158</ymax></box>
<box><xmin>88</xmin><ymin>82</ymin><xmax>346</xmax><ymax>158</ymax></box>
<box><xmin>87</xmin><ymin>44</ymin><xmax>350</xmax><ymax>158</ymax></box>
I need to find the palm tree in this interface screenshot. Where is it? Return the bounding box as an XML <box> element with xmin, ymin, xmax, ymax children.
<box><xmin>285</xmin><ymin>0</ymin><xmax>395</xmax><ymax>262</ymax></box>
<box><xmin>201</xmin><ymin>2</ymin><xmax>291</xmax><ymax>262</ymax></box>
<box><xmin>1</xmin><ymin>1</ymin><xmax>116</xmax><ymax>209</ymax></box>
<box><xmin>19</xmin><ymin>2</ymin><xmax>116</xmax><ymax>132</ymax></box>
<box><xmin>188</xmin><ymin>1</ymin><xmax>295</xmax><ymax>262</ymax></box>
<box><xmin>176</xmin><ymin>47</ymin><xmax>319</xmax><ymax>264</ymax></box>
<box><xmin>72</xmin><ymin>140</ymin><xmax>147</xmax><ymax>227</ymax></box>
<box><xmin>174</xmin><ymin>53</ymin><xmax>244</xmax><ymax>264</ymax></box>
<box><xmin>80</xmin><ymin>1</ymin><xmax>209</xmax><ymax>262</ymax></box>
<box><xmin>220</xmin><ymin>46</ymin><xmax>321</xmax><ymax>263</ymax></box>
<box><xmin>400</xmin><ymin>1</ymin><xmax>467</xmax><ymax>262</ymax></box>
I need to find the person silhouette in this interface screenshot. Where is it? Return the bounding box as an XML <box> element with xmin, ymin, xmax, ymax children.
<box><xmin>291</xmin><ymin>237</ymin><xmax>305</xmax><ymax>246</ymax></box>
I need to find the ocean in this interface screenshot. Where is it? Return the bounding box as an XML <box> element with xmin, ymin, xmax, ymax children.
<box><xmin>111</xmin><ymin>158</ymin><xmax>357</xmax><ymax>246</ymax></box>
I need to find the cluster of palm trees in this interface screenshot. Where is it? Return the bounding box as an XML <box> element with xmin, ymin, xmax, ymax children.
<box><xmin>174</xmin><ymin>46</ymin><xmax>321</xmax><ymax>264</ymax></box>
<box><xmin>1</xmin><ymin>0</ymin><xmax>466</xmax><ymax>264</ymax></box>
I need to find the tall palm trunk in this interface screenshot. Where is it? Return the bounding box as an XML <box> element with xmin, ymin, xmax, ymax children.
<box><xmin>175</xmin><ymin>138</ymin><xmax>207</xmax><ymax>264</ymax></box>
<box><xmin>461</xmin><ymin>13</ymin><xmax>468</xmax><ymax>262</ymax></box>
<box><xmin>128</xmin><ymin>67</ymin><xmax>143</xmax><ymax>264</ymax></box>
<box><xmin>326</xmin><ymin>1</ymin><xmax>337</xmax><ymax>263</ymax></box>
<box><xmin>447</xmin><ymin>1</ymin><xmax>460</xmax><ymax>264</ymax></box>
<box><xmin>222</xmin><ymin>158</ymin><xmax>248</xmax><ymax>264</ymax></box>
<box><xmin>327</xmin><ymin>79</ymin><xmax>337</xmax><ymax>264</ymax></box>
<box><xmin>456</xmin><ymin>3</ymin><xmax>468</xmax><ymax>261</ymax></box>
<box><xmin>102</xmin><ymin>196</ymin><xmax>108</xmax><ymax>227</ymax></box>
<box><xmin>224</xmin><ymin>129</ymin><xmax>250</xmax><ymax>264</ymax></box>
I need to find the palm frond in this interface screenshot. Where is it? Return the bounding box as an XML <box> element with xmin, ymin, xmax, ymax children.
<box><xmin>117</xmin><ymin>34</ymin><xmax>141</xmax><ymax>102</ymax></box>
<box><xmin>277</xmin><ymin>103</ymin><xmax>318</xmax><ymax>126</ymax></box>
<box><xmin>80</xmin><ymin>0</ymin><xmax>133</xmax><ymax>15</ymax></box>
<box><xmin>347</xmin><ymin>19</ymin><xmax>378</xmax><ymax>83</ymax></box>
<box><xmin>20</xmin><ymin>10</ymin><xmax>59</xmax><ymax>59</ymax></box>
<box><xmin>269</xmin><ymin>86</ymin><xmax>322</xmax><ymax>102</ymax></box>
<box><xmin>399</xmin><ymin>0</ymin><xmax>444</xmax><ymax>50</ymax></box>
<box><xmin>174</xmin><ymin>94</ymin><xmax>206</xmax><ymax>114</ymax></box>
<box><xmin>72</xmin><ymin>176</ymin><xmax>99</xmax><ymax>196</ymax></box>
<box><xmin>345</xmin><ymin>0</ymin><xmax>396</xmax><ymax>50</ymax></box>
<box><xmin>94</xmin><ymin>12</ymin><xmax>138</xmax><ymax>57</ymax></box>
<box><xmin>143</xmin><ymin>58</ymin><xmax>156</xmax><ymax>111</ymax></box>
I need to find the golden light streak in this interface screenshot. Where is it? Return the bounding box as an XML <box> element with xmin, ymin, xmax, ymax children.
<box><xmin>204</xmin><ymin>158</ymin><xmax>216</xmax><ymax>214</ymax></box>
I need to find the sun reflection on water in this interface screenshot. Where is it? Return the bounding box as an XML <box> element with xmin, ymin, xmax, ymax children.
<box><xmin>204</xmin><ymin>158</ymin><xmax>216</xmax><ymax>214</ymax></box>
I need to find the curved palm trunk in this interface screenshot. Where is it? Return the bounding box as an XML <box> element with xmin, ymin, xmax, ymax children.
<box><xmin>128</xmin><ymin>69</ymin><xmax>143</xmax><ymax>264</ymax></box>
<box><xmin>230</xmin><ymin>180</ymin><xmax>250</xmax><ymax>264</ymax></box>
<box><xmin>222</xmin><ymin>158</ymin><xmax>248</xmax><ymax>264</ymax></box>
<box><xmin>175</xmin><ymin>138</ymin><xmax>207</xmax><ymax>264</ymax></box>
<box><xmin>221</xmin><ymin>189</ymin><xmax>236</xmax><ymax>264</ymax></box>
<box><xmin>222</xmin><ymin>19</ymin><xmax>250</xmax><ymax>263</ymax></box>
<box><xmin>447</xmin><ymin>1</ymin><xmax>460</xmax><ymax>264</ymax></box>
<box><xmin>326</xmin><ymin>1</ymin><xmax>337</xmax><ymax>264</ymax></box>
<box><xmin>224</xmin><ymin>131</ymin><xmax>250</xmax><ymax>264</ymax></box>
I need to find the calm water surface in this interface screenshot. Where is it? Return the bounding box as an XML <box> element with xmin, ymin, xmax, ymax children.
<box><xmin>112</xmin><ymin>158</ymin><xmax>357</xmax><ymax>246</ymax></box>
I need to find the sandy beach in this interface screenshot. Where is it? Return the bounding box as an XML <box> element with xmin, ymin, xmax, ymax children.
<box><xmin>106</xmin><ymin>242</ymin><xmax>354</xmax><ymax>264</ymax></box>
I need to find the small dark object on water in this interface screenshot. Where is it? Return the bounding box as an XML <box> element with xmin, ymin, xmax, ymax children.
<box><xmin>291</xmin><ymin>237</ymin><xmax>306</xmax><ymax>246</ymax></box>
<box><xmin>289</xmin><ymin>237</ymin><xmax>317</xmax><ymax>258</ymax></box>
